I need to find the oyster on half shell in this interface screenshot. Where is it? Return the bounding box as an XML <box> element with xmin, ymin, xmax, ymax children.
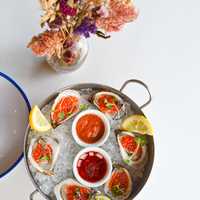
<box><xmin>50</xmin><ymin>90</ymin><xmax>81</xmax><ymax>127</ymax></box>
<box><xmin>92</xmin><ymin>91</ymin><xmax>123</xmax><ymax>119</ymax></box>
<box><xmin>54</xmin><ymin>178</ymin><xmax>94</xmax><ymax>200</ymax></box>
<box><xmin>28</xmin><ymin>136</ymin><xmax>60</xmax><ymax>176</ymax></box>
<box><xmin>116</xmin><ymin>131</ymin><xmax>147</xmax><ymax>166</ymax></box>
<box><xmin>104</xmin><ymin>166</ymin><xmax>132</xmax><ymax>200</ymax></box>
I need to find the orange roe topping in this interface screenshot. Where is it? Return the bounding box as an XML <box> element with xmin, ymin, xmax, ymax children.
<box><xmin>51</xmin><ymin>96</ymin><xmax>79</xmax><ymax>125</ymax></box>
<box><xmin>120</xmin><ymin>135</ymin><xmax>137</xmax><ymax>153</ymax></box>
<box><xmin>65</xmin><ymin>185</ymin><xmax>91</xmax><ymax>200</ymax></box>
<box><xmin>109</xmin><ymin>169</ymin><xmax>129</xmax><ymax>193</ymax></box>
<box><xmin>32</xmin><ymin>143</ymin><xmax>52</xmax><ymax>163</ymax></box>
<box><xmin>120</xmin><ymin>135</ymin><xmax>142</xmax><ymax>160</ymax></box>
<box><xmin>97</xmin><ymin>95</ymin><xmax>119</xmax><ymax>114</ymax></box>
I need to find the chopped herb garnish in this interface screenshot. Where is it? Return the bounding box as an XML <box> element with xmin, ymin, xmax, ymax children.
<box><xmin>40</xmin><ymin>155</ymin><xmax>50</xmax><ymax>161</ymax></box>
<box><xmin>106</xmin><ymin>103</ymin><xmax>113</xmax><ymax>109</ymax></box>
<box><xmin>124</xmin><ymin>159</ymin><xmax>130</xmax><ymax>164</ymax></box>
<box><xmin>80</xmin><ymin>104</ymin><xmax>89</xmax><ymax>111</ymax></box>
<box><xmin>135</xmin><ymin>135</ymin><xmax>147</xmax><ymax>146</ymax></box>
<box><xmin>111</xmin><ymin>185</ymin><xmax>124</xmax><ymax>197</ymax></box>
<box><xmin>124</xmin><ymin>154</ymin><xmax>134</xmax><ymax>165</ymax></box>
<box><xmin>58</xmin><ymin>111</ymin><xmax>65</xmax><ymax>120</ymax></box>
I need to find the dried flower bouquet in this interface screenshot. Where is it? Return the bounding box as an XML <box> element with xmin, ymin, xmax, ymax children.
<box><xmin>28</xmin><ymin>0</ymin><xmax>138</xmax><ymax>65</ymax></box>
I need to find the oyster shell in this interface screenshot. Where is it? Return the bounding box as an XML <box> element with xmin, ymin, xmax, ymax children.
<box><xmin>104</xmin><ymin>166</ymin><xmax>132</xmax><ymax>200</ymax></box>
<box><xmin>28</xmin><ymin>136</ymin><xmax>60</xmax><ymax>175</ymax></box>
<box><xmin>50</xmin><ymin>90</ymin><xmax>81</xmax><ymax>127</ymax></box>
<box><xmin>117</xmin><ymin>131</ymin><xmax>147</xmax><ymax>166</ymax></box>
<box><xmin>54</xmin><ymin>178</ymin><xmax>93</xmax><ymax>200</ymax></box>
<box><xmin>92</xmin><ymin>91</ymin><xmax>123</xmax><ymax>119</ymax></box>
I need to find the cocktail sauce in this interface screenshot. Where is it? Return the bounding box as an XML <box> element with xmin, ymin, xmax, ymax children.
<box><xmin>77</xmin><ymin>151</ymin><xmax>107</xmax><ymax>183</ymax></box>
<box><xmin>76</xmin><ymin>114</ymin><xmax>105</xmax><ymax>144</ymax></box>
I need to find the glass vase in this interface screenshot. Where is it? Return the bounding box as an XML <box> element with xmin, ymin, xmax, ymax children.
<box><xmin>47</xmin><ymin>36</ymin><xmax>88</xmax><ymax>73</ymax></box>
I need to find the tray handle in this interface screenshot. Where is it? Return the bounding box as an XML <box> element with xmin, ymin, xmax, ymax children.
<box><xmin>30</xmin><ymin>190</ymin><xmax>40</xmax><ymax>200</ymax></box>
<box><xmin>120</xmin><ymin>79</ymin><xmax>152</xmax><ymax>109</ymax></box>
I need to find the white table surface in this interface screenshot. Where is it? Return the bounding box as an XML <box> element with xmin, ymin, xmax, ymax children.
<box><xmin>0</xmin><ymin>0</ymin><xmax>200</xmax><ymax>199</ymax></box>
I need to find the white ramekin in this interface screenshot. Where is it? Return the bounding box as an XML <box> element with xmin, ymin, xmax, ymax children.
<box><xmin>73</xmin><ymin>147</ymin><xmax>112</xmax><ymax>188</ymax></box>
<box><xmin>72</xmin><ymin>109</ymin><xmax>110</xmax><ymax>147</ymax></box>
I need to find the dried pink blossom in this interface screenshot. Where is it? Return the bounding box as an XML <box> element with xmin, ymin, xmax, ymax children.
<box><xmin>96</xmin><ymin>0</ymin><xmax>138</xmax><ymax>32</ymax></box>
<box><xmin>27</xmin><ymin>30</ymin><xmax>65</xmax><ymax>57</ymax></box>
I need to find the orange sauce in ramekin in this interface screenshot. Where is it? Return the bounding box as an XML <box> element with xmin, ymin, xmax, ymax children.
<box><xmin>76</xmin><ymin>114</ymin><xmax>105</xmax><ymax>144</ymax></box>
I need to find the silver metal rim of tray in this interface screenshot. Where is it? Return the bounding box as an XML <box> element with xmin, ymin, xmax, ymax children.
<box><xmin>24</xmin><ymin>79</ymin><xmax>155</xmax><ymax>200</ymax></box>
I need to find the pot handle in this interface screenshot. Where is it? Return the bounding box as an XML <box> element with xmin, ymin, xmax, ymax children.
<box><xmin>120</xmin><ymin>79</ymin><xmax>152</xmax><ymax>109</ymax></box>
<box><xmin>29</xmin><ymin>190</ymin><xmax>40</xmax><ymax>200</ymax></box>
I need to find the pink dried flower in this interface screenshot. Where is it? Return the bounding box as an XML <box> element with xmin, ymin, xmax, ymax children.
<box><xmin>27</xmin><ymin>30</ymin><xmax>65</xmax><ymax>57</ymax></box>
<box><xmin>62</xmin><ymin>50</ymin><xmax>78</xmax><ymax>65</ymax></box>
<box><xmin>60</xmin><ymin>0</ymin><xmax>77</xmax><ymax>16</ymax></box>
<box><xmin>96</xmin><ymin>0</ymin><xmax>138</xmax><ymax>32</ymax></box>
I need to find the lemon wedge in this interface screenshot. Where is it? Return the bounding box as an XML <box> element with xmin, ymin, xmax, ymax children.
<box><xmin>95</xmin><ymin>195</ymin><xmax>111</xmax><ymax>200</ymax></box>
<box><xmin>121</xmin><ymin>115</ymin><xmax>154</xmax><ymax>136</ymax></box>
<box><xmin>29</xmin><ymin>105</ymin><xmax>52</xmax><ymax>132</ymax></box>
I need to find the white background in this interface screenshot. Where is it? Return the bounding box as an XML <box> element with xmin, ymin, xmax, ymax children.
<box><xmin>0</xmin><ymin>0</ymin><xmax>200</xmax><ymax>199</ymax></box>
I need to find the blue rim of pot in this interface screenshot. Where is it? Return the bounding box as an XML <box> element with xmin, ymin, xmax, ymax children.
<box><xmin>0</xmin><ymin>71</ymin><xmax>31</xmax><ymax>179</ymax></box>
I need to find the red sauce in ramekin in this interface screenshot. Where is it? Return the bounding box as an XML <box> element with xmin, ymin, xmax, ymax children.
<box><xmin>76</xmin><ymin>114</ymin><xmax>105</xmax><ymax>144</ymax></box>
<box><xmin>77</xmin><ymin>151</ymin><xmax>107</xmax><ymax>183</ymax></box>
